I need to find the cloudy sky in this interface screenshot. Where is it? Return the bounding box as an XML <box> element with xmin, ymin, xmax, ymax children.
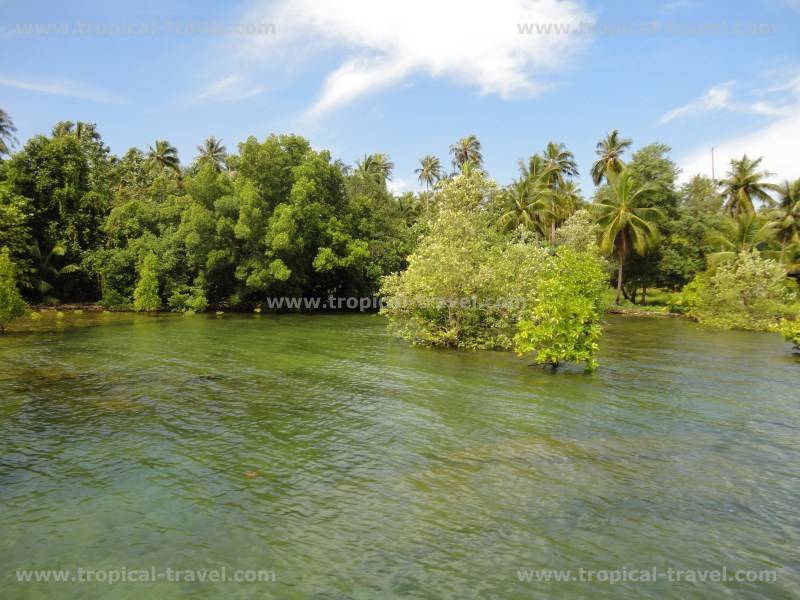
<box><xmin>1</xmin><ymin>0</ymin><xmax>798</xmax><ymax>193</ymax></box>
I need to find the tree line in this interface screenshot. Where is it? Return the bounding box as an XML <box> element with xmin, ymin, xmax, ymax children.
<box><xmin>0</xmin><ymin>108</ymin><xmax>798</xmax><ymax>358</ymax></box>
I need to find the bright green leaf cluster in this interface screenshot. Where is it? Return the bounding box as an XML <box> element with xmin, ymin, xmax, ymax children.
<box><xmin>0</xmin><ymin>247</ymin><xmax>27</xmax><ymax>332</ymax></box>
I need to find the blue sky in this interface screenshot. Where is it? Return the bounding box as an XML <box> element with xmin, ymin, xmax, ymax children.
<box><xmin>1</xmin><ymin>0</ymin><xmax>799</xmax><ymax>193</ymax></box>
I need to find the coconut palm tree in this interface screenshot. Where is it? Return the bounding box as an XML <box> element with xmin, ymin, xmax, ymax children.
<box><xmin>396</xmin><ymin>193</ymin><xmax>421</xmax><ymax>223</ymax></box>
<box><xmin>414</xmin><ymin>155</ymin><xmax>442</xmax><ymax>190</ymax></box>
<box><xmin>449</xmin><ymin>135</ymin><xmax>482</xmax><ymax>172</ymax></box>
<box><xmin>542</xmin><ymin>141</ymin><xmax>579</xmax><ymax>187</ymax></box>
<box><xmin>0</xmin><ymin>108</ymin><xmax>18</xmax><ymax>156</ymax></box>
<box><xmin>356</xmin><ymin>153</ymin><xmax>394</xmax><ymax>183</ymax></box>
<box><xmin>719</xmin><ymin>155</ymin><xmax>778</xmax><ymax>218</ymax></box>
<box><xmin>195</xmin><ymin>136</ymin><xmax>227</xmax><ymax>171</ymax></box>
<box><xmin>707</xmin><ymin>213</ymin><xmax>778</xmax><ymax>267</ymax></box>
<box><xmin>591</xmin><ymin>130</ymin><xmax>632</xmax><ymax>186</ymax></box>
<box><xmin>557</xmin><ymin>180</ymin><xmax>583</xmax><ymax>219</ymax></box>
<box><xmin>593</xmin><ymin>170</ymin><xmax>663</xmax><ymax>304</ymax></box>
<box><xmin>772</xmin><ymin>179</ymin><xmax>800</xmax><ymax>264</ymax></box>
<box><xmin>371</xmin><ymin>153</ymin><xmax>394</xmax><ymax>182</ymax></box>
<box><xmin>498</xmin><ymin>179</ymin><xmax>552</xmax><ymax>237</ymax></box>
<box><xmin>540</xmin><ymin>142</ymin><xmax>579</xmax><ymax>240</ymax></box>
<box><xmin>146</xmin><ymin>140</ymin><xmax>180</xmax><ymax>172</ymax></box>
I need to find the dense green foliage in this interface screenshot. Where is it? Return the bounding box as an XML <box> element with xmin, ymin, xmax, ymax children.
<box><xmin>132</xmin><ymin>252</ymin><xmax>161</xmax><ymax>312</ymax></box>
<box><xmin>774</xmin><ymin>318</ymin><xmax>800</xmax><ymax>352</ymax></box>
<box><xmin>514</xmin><ymin>247</ymin><xmax>607</xmax><ymax>371</ymax></box>
<box><xmin>0</xmin><ymin>108</ymin><xmax>797</xmax><ymax>356</ymax></box>
<box><xmin>680</xmin><ymin>250</ymin><xmax>798</xmax><ymax>330</ymax></box>
<box><xmin>380</xmin><ymin>171</ymin><xmax>607</xmax><ymax>369</ymax></box>
<box><xmin>0</xmin><ymin>247</ymin><xmax>26</xmax><ymax>332</ymax></box>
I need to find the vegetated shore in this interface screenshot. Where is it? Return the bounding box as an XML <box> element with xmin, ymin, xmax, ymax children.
<box><xmin>31</xmin><ymin>303</ymin><xmax>685</xmax><ymax>318</ymax></box>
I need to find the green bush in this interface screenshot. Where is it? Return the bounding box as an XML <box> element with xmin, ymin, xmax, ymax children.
<box><xmin>514</xmin><ymin>247</ymin><xmax>607</xmax><ymax>372</ymax></box>
<box><xmin>685</xmin><ymin>250</ymin><xmax>797</xmax><ymax>330</ymax></box>
<box><xmin>381</xmin><ymin>172</ymin><xmax>608</xmax><ymax>370</ymax></box>
<box><xmin>773</xmin><ymin>319</ymin><xmax>800</xmax><ymax>352</ymax></box>
<box><xmin>0</xmin><ymin>247</ymin><xmax>27</xmax><ymax>333</ymax></box>
<box><xmin>168</xmin><ymin>285</ymin><xmax>208</xmax><ymax>313</ymax></box>
<box><xmin>132</xmin><ymin>252</ymin><xmax>161</xmax><ymax>312</ymax></box>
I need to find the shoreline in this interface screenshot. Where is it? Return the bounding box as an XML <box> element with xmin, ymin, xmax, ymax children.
<box><xmin>30</xmin><ymin>303</ymin><xmax>686</xmax><ymax>319</ymax></box>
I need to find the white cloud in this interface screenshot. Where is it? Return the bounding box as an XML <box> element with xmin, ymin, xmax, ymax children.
<box><xmin>679</xmin><ymin>109</ymin><xmax>800</xmax><ymax>183</ymax></box>
<box><xmin>0</xmin><ymin>75</ymin><xmax>123</xmax><ymax>103</ymax></box>
<box><xmin>661</xmin><ymin>0</ymin><xmax>692</xmax><ymax>11</ymax></box>
<box><xmin>387</xmin><ymin>177</ymin><xmax>421</xmax><ymax>195</ymax></box>
<box><xmin>678</xmin><ymin>72</ymin><xmax>800</xmax><ymax>183</ymax></box>
<box><xmin>659</xmin><ymin>81</ymin><xmax>788</xmax><ymax>125</ymax></box>
<box><xmin>192</xmin><ymin>73</ymin><xmax>263</xmax><ymax>103</ymax></box>
<box><xmin>236</xmin><ymin>0</ymin><xmax>595</xmax><ymax>117</ymax></box>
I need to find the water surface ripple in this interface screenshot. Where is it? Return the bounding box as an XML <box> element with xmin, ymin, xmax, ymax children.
<box><xmin>0</xmin><ymin>313</ymin><xmax>798</xmax><ymax>598</ymax></box>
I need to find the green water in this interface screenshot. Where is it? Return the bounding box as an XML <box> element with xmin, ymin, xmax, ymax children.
<box><xmin>0</xmin><ymin>313</ymin><xmax>798</xmax><ymax>599</ymax></box>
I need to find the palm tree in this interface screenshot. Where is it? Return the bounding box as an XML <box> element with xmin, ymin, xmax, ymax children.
<box><xmin>415</xmin><ymin>155</ymin><xmax>442</xmax><ymax>190</ymax></box>
<box><xmin>396</xmin><ymin>193</ymin><xmax>421</xmax><ymax>223</ymax></box>
<box><xmin>540</xmin><ymin>142</ymin><xmax>579</xmax><ymax>240</ymax></box>
<box><xmin>449</xmin><ymin>135</ymin><xmax>482</xmax><ymax>172</ymax></box>
<box><xmin>557</xmin><ymin>180</ymin><xmax>583</xmax><ymax>221</ymax></box>
<box><xmin>542</xmin><ymin>141</ymin><xmax>578</xmax><ymax>186</ymax></box>
<box><xmin>28</xmin><ymin>241</ymin><xmax>80</xmax><ymax>305</ymax></box>
<box><xmin>195</xmin><ymin>136</ymin><xmax>227</xmax><ymax>171</ymax></box>
<box><xmin>772</xmin><ymin>179</ymin><xmax>800</xmax><ymax>264</ymax></box>
<box><xmin>147</xmin><ymin>140</ymin><xmax>180</xmax><ymax>172</ymax></box>
<box><xmin>371</xmin><ymin>153</ymin><xmax>394</xmax><ymax>182</ymax></box>
<box><xmin>498</xmin><ymin>179</ymin><xmax>552</xmax><ymax>237</ymax></box>
<box><xmin>0</xmin><ymin>108</ymin><xmax>18</xmax><ymax>156</ymax></box>
<box><xmin>591</xmin><ymin>130</ymin><xmax>632</xmax><ymax>186</ymax></box>
<box><xmin>355</xmin><ymin>153</ymin><xmax>394</xmax><ymax>183</ymax></box>
<box><xmin>706</xmin><ymin>213</ymin><xmax>778</xmax><ymax>267</ymax></box>
<box><xmin>593</xmin><ymin>170</ymin><xmax>663</xmax><ymax>304</ymax></box>
<box><xmin>719</xmin><ymin>155</ymin><xmax>778</xmax><ymax>218</ymax></box>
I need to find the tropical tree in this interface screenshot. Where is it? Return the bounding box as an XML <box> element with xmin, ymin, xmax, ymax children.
<box><xmin>195</xmin><ymin>136</ymin><xmax>227</xmax><ymax>171</ymax></box>
<box><xmin>0</xmin><ymin>109</ymin><xmax>18</xmax><ymax>156</ymax></box>
<box><xmin>28</xmin><ymin>240</ymin><xmax>80</xmax><ymax>304</ymax></box>
<box><xmin>414</xmin><ymin>155</ymin><xmax>443</xmax><ymax>190</ymax></box>
<box><xmin>355</xmin><ymin>153</ymin><xmax>394</xmax><ymax>183</ymax></box>
<box><xmin>542</xmin><ymin>141</ymin><xmax>579</xmax><ymax>187</ymax></box>
<box><xmin>540</xmin><ymin>142</ymin><xmax>580</xmax><ymax>240</ymax></box>
<box><xmin>498</xmin><ymin>179</ymin><xmax>551</xmax><ymax>237</ymax></box>
<box><xmin>133</xmin><ymin>252</ymin><xmax>161</xmax><ymax>311</ymax></box>
<box><xmin>706</xmin><ymin>213</ymin><xmax>777</xmax><ymax>266</ymax></box>
<box><xmin>0</xmin><ymin>247</ymin><xmax>26</xmax><ymax>333</ymax></box>
<box><xmin>593</xmin><ymin>170</ymin><xmax>663</xmax><ymax>304</ymax></box>
<box><xmin>719</xmin><ymin>155</ymin><xmax>778</xmax><ymax>218</ymax></box>
<box><xmin>396</xmin><ymin>193</ymin><xmax>421</xmax><ymax>223</ymax></box>
<box><xmin>771</xmin><ymin>179</ymin><xmax>800</xmax><ymax>264</ymax></box>
<box><xmin>146</xmin><ymin>140</ymin><xmax>180</xmax><ymax>172</ymax></box>
<box><xmin>558</xmin><ymin>180</ymin><xmax>583</xmax><ymax>218</ymax></box>
<box><xmin>449</xmin><ymin>135</ymin><xmax>482</xmax><ymax>172</ymax></box>
<box><xmin>591</xmin><ymin>130</ymin><xmax>632</xmax><ymax>185</ymax></box>
<box><xmin>51</xmin><ymin>121</ymin><xmax>102</xmax><ymax>143</ymax></box>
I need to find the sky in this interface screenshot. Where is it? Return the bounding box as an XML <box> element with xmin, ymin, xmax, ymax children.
<box><xmin>1</xmin><ymin>0</ymin><xmax>799</xmax><ymax>194</ymax></box>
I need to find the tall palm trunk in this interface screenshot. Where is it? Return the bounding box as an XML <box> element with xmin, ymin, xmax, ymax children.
<box><xmin>615</xmin><ymin>234</ymin><xmax>628</xmax><ymax>305</ymax></box>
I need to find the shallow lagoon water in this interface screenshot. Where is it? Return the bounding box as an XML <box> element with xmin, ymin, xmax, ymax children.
<box><xmin>0</xmin><ymin>312</ymin><xmax>798</xmax><ymax>598</ymax></box>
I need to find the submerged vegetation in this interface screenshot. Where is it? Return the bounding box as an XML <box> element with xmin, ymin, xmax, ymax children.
<box><xmin>0</xmin><ymin>109</ymin><xmax>797</xmax><ymax>364</ymax></box>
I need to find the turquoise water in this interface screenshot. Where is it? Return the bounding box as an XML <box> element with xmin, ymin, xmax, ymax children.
<box><xmin>0</xmin><ymin>313</ymin><xmax>798</xmax><ymax>598</ymax></box>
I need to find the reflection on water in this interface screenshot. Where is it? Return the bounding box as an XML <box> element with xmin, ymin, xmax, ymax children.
<box><xmin>0</xmin><ymin>313</ymin><xmax>798</xmax><ymax>598</ymax></box>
